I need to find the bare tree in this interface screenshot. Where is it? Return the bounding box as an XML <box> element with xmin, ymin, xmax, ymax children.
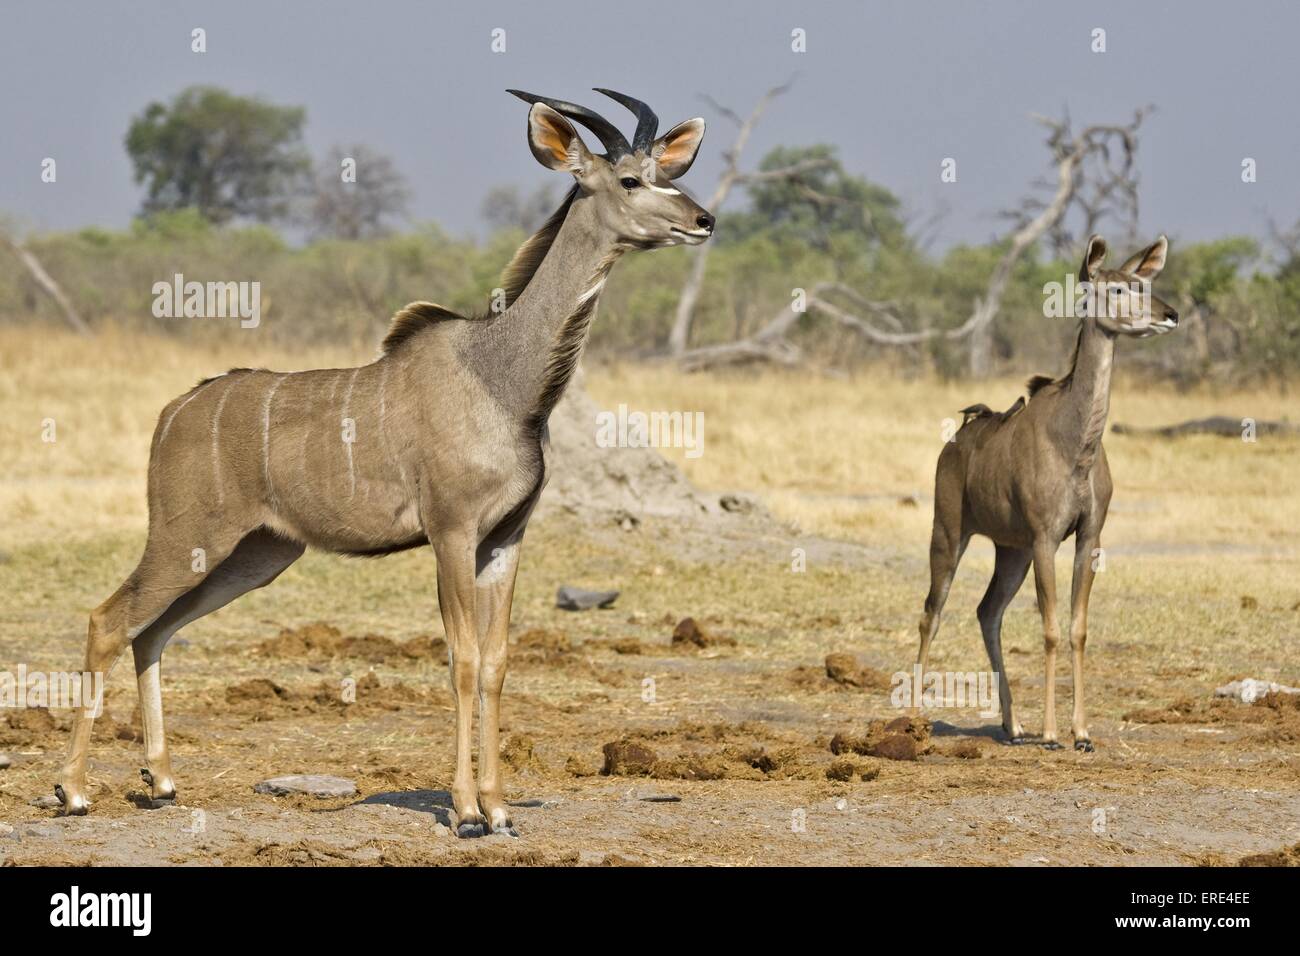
<box><xmin>668</xmin><ymin>78</ymin><xmax>833</xmax><ymax>356</ymax></box>
<box><xmin>307</xmin><ymin>144</ymin><xmax>411</xmax><ymax>240</ymax></box>
<box><xmin>0</xmin><ymin>225</ymin><xmax>90</xmax><ymax>335</ymax></box>
<box><xmin>481</xmin><ymin>183</ymin><xmax>559</xmax><ymax>234</ymax></box>
<box><xmin>679</xmin><ymin>108</ymin><xmax>1149</xmax><ymax>375</ymax></box>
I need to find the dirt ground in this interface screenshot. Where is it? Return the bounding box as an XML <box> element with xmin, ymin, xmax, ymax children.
<box><xmin>1</xmin><ymin>333</ymin><xmax>1298</xmax><ymax>866</ymax></box>
<box><xmin>2</xmin><ymin>509</ymin><xmax>1298</xmax><ymax>866</ymax></box>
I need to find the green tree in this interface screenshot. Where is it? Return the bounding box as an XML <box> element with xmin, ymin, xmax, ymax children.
<box><xmin>723</xmin><ymin>145</ymin><xmax>908</xmax><ymax>252</ymax></box>
<box><xmin>125</xmin><ymin>86</ymin><xmax>310</xmax><ymax>225</ymax></box>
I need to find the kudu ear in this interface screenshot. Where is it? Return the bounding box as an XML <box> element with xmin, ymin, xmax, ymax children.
<box><xmin>527</xmin><ymin>103</ymin><xmax>594</xmax><ymax>174</ymax></box>
<box><xmin>1080</xmin><ymin>234</ymin><xmax>1107</xmax><ymax>282</ymax></box>
<box><xmin>1118</xmin><ymin>235</ymin><xmax>1169</xmax><ymax>281</ymax></box>
<box><xmin>651</xmin><ymin>118</ymin><xmax>706</xmax><ymax>179</ymax></box>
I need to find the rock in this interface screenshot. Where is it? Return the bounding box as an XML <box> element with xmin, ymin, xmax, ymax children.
<box><xmin>253</xmin><ymin>774</ymin><xmax>357</xmax><ymax>799</ymax></box>
<box><xmin>29</xmin><ymin>794</ymin><xmax>62</xmax><ymax>810</ymax></box>
<box><xmin>0</xmin><ymin>752</ymin><xmax>11</xmax><ymax>769</ymax></box>
<box><xmin>1215</xmin><ymin>678</ymin><xmax>1300</xmax><ymax>704</ymax></box>
<box><xmin>556</xmin><ymin>585</ymin><xmax>619</xmax><ymax>611</ymax></box>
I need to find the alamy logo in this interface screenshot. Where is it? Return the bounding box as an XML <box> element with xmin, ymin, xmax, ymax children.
<box><xmin>1042</xmin><ymin>274</ymin><xmax>1151</xmax><ymax>322</ymax></box>
<box><xmin>49</xmin><ymin>886</ymin><xmax>152</xmax><ymax>936</ymax></box>
<box><xmin>595</xmin><ymin>404</ymin><xmax>705</xmax><ymax>459</ymax></box>
<box><xmin>890</xmin><ymin>664</ymin><xmax>1000</xmax><ymax>718</ymax></box>
<box><xmin>152</xmin><ymin>273</ymin><xmax>261</xmax><ymax>328</ymax></box>
<box><xmin>0</xmin><ymin>667</ymin><xmax>103</xmax><ymax>716</ymax></box>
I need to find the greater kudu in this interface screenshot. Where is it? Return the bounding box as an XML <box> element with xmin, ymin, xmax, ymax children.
<box><xmin>916</xmin><ymin>235</ymin><xmax>1178</xmax><ymax>750</ymax></box>
<box><xmin>57</xmin><ymin>90</ymin><xmax>713</xmax><ymax>836</ymax></box>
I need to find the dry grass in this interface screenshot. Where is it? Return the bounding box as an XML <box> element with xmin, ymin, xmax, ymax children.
<box><xmin>1</xmin><ymin>326</ymin><xmax>1296</xmax><ymax>697</ymax></box>
<box><xmin>2</xmin><ymin>327</ymin><xmax>1298</xmax><ymax>866</ymax></box>
<box><xmin>591</xmin><ymin>361</ymin><xmax>1300</xmax><ymax>553</ymax></box>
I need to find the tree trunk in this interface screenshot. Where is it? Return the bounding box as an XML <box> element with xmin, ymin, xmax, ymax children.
<box><xmin>2</xmin><ymin>237</ymin><xmax>90</xmax><ymax>335</ymax></box>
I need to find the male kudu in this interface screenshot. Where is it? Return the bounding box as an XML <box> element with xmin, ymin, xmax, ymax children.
<box><xmin>57</xmin><ymin>90</ymin><xmax>713</xmax><ymax>836</ymax></box>
<box><xmin>916</xmin><ymin>235</ymin><xmax>1178</xmax><ymax>750</ymax></box>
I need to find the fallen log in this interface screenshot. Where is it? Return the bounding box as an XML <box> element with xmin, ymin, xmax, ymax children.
<box><xmin>1111</xmin><ymin>416</ymin><xmax>1297</xmax><ymax>438</ymax></box>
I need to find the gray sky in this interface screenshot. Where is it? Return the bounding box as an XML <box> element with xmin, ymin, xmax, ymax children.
<box><xmin>1</xmin><ymin>0</ymin><xmax>1296</xmax><ymax>251</ymax></box>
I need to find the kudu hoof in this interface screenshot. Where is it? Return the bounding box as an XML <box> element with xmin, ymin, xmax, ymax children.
<box><xmin>140</xmin><ymin>768</ymin><xmax>177</xmax><ymax>806</ymax></box>
<box><xmin>1042</xmin><ymin>740</ymin><xmax>1063</xmax><ymax>751</ymax></box>
<box><xmin>1074</xmin><ymin>739</ymin><xmax>1095</xmax><ymax>753</ymax></box>
<box><xmin>456</xmin><ymin>821</ymin><xmax>488</xmax><ymax>839</ymax></box>
<box><xmin>1004</xmin><ymin>736</ymin><xmax>1029</xmax><ymax>746</ymax></box>
<box><xmin>55</xmin><ymin>784</ymin><xmax>87</xmax><ymax>817</ymax></box>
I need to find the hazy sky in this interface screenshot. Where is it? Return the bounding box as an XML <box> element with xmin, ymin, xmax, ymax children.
<box><xmin>2</xmin><ymin>0</ymin><xmax>1296</xmax><ymax>252</ymax></box>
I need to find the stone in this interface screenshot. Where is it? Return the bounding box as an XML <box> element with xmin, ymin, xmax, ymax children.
<box><xmin>556</xmin><ymin>585</ymin><xmax>619</xmax><ymax>611</ymax></box>
<box><xmin>1215</xmin><ymin>678</ymin><xmax>1300</xmax><ymax>704</ymax></box>
<box><xmin>253</xmin><ymin>774</ymin><xmax>356</xmax><ymax>799</ymax></box>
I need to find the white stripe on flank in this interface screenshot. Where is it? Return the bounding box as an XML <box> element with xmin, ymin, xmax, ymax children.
<box><xmin>261</xmin><ymin>375</ymin><xmax>285</xmax><ymax>503</ymax></box>
<box><xmin>343</xmin><ymin>367</ymin><xmax>359</xmax><ymax>498</ymax></box>
<box><xmin>157</xmin><ymin>376</ymin><xmax>218</xmax><ymax>448</ymax></box>
<box><xmin>210</xmin><ymin>376</ymin><xmax>237</xmax><ymax>505</ymax></box>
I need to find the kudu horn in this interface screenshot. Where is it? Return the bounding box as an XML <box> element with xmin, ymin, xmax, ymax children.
<box><xmin>593</xmin><ymin>88</ymin><xmax>659</xmax><ymax>153</ymax></box>
<box><xmin>506</xmin><ymin>89</ymin><xmax>631</xmax><ymax>159</ymax></box>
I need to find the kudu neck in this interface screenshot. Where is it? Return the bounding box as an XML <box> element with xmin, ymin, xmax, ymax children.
<box><xmin>509</xmin><ymin>196</ymin><xmax>617</xmax><ymax>318</ymax></box>
<box><xmin>490</xmin><ymin>193</ymin><xmax>622</xmax><ymax>424</ymax></box>
<box><xmin>1059</xmin><ymin>321</ymin><xmax>1117</xmax><ymax>473</ymax></box>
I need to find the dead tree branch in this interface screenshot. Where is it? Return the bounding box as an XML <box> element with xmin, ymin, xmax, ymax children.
<box><xmin>668</xmin><ymin>78</ymin><xmax>833</xmax><ymax>356</ymax></box>
<box><xmin>0</xmin><ymin>232</ymin><xmax>91</xmax><ymax>335</ymax></box>
<box><xmin>679</xmin><ymin>108</ymin><xmax>1149</xmax><ymax>375</ymax></box>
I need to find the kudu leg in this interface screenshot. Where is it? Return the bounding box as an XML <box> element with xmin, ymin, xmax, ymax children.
<box><xmin>1068</xmin><ymin>537</ymin><xmax>1100</xmax><ymax>751</ymax></box>
<box><xmin>58</xmin><ymin>531</ymin><xmax>251</xmax><ymax>813</ymax></box>
<box><xmin>474</xmin><ymin>538</ymin><xmax>522</xmax><ymax>835</ymax></box>
<box><xmin>1031</xmin><ymin>541</ymin><xmax>1064</xmax><ymax>748</ymax></box>
<box><xmin>132</xmin><ymin>530</ymin><xmax>305</xmax><ymax>802</ymax></box>
<box><xmin>434</xmin><ymin>530</ymin><xmax>487</xmax><ymax>837</ymax></box>
<box><xmin>58</xmin><ymin>585</ymin><xmax>165</xmax><ymax>814</ymax></box>
<box><xmin>977</xmin><ymin>545</ymin><xmax>1032</xmax><ymax>741</ymax></box>
<box><xmin>916</xmin><ymin>509</ymin><xmax>969</xmax><ymax>678</ymax></box>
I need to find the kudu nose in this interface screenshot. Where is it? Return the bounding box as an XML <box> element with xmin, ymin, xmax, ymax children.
<box><xmin>1164</xmin><ymin>307</ymin><xmax>1179</xmax><ymax>325</ymax></box>
<box><xmin>696</xmin><ymin>212</ymin><xmax>715</xmax><ymax>233</ymax></box>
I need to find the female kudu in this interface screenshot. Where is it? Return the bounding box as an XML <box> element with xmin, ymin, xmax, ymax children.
<box><xmin>916</xmin><ymin>235</ymin><xmax>1178</xmax><ymax>751</ymax></box>
<box><xmin>57</xmin><ymin>90</ymin><xmax>713</xmax><ymax>836</ymax></box>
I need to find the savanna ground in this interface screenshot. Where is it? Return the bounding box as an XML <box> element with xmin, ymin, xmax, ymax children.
<box><xmin>1</xmin><ymin>327</ymin><xmax>1297</xmax><ymax>866</ymax></box>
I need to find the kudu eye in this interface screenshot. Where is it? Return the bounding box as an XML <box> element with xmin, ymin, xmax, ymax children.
<box><xmin>619</xmin><ymin>177</ymin><xmax>641</xmax><ymax>190</ymax></box>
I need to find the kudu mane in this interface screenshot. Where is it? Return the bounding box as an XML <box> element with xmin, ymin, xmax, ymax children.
<box><xmin>379</xmin><ymin>184</ymin><xmax>581</xmax><ymax>356</ymax></box>
<box><xmin>1025</xmin><ymin>324</ymin><xmax>1085</xmax><ymax>398</ymax></box>
<box><xmin>958</xmin><ymin>324</ymin><xmax>1086</xmax><ymax>428</ymax></box>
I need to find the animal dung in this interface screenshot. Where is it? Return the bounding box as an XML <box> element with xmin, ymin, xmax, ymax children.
<box><xmin>671</xmin><ymin>617</ymin><xmax>736</xmax><ymax>649</ymax></box>
<box><xmin>830</xmin><ymin>716</ymin><xmax>933</xmax><ymax>762</ymax></box>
